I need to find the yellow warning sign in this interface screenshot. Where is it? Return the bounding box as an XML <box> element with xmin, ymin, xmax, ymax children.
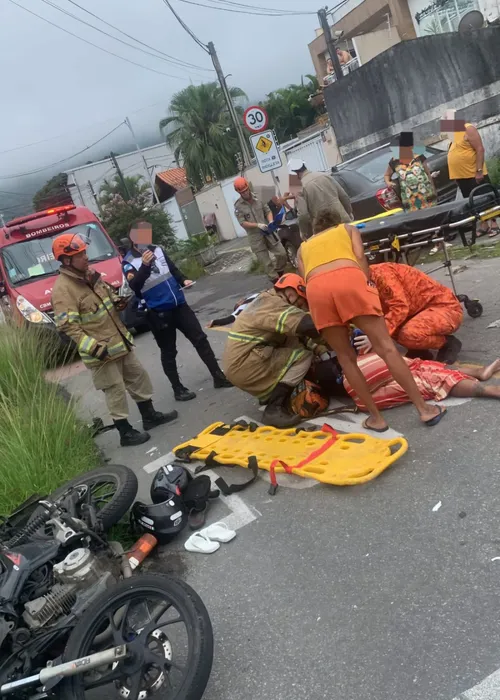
<box><xmin>255</xmin><ymin>136</ymin><xmax>272</xmax><ymax>154</ymax></box>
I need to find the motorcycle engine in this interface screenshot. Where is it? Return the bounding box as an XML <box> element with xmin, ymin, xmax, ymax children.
<box><xmin>23</xmin><ymin>548</ymin><xmax>108</xmax><ymax>629</ymax></box>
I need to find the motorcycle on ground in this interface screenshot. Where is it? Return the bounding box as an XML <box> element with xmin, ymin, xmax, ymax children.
<box><xmin>0</xmin><ymin>465</ymin><xmax>213</xmax><ymax>700</ymax></box>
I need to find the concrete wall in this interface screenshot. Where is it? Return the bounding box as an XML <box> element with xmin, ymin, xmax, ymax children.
<box><xmin>352</xmin><ymin>26</ymin><xmax>401</xmax><ymax>64</ymax></box>
<box><xmin>163</xmin><ymin>198</ymin><xmax>189</xmax><ymax>241</ymax></box>
<box><xmin>324</xmin><ymin>27</ymin><xmax>500</xmax><ymax>159</ymax></box>
<box><xmin>195</xmin><ymin>184</ymin><xmax>237</xmax><ymax>241</ymax></box>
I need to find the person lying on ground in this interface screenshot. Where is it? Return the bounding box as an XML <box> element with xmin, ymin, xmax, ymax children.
<box><xmin>343</xmin><ymin>349</ymin><xmax>500</xmax><ymax>411</ymax></box>
<box><xmin>297</xmin><ymin>208</ymin><xmax>444</xmax><ymax>432</ymax></box>
<box><xmin>222</xmin><ymin>273</ymin><xmax>329</xmax><ymax>429</ymax></box>
<box><xmin>207</xmin><ymin>292</ymin><xmax>260</xmax><ymax>328</ymax></box>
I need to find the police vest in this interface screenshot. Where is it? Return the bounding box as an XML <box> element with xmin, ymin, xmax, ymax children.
<box><xmin>124</xmin><ymin>247</ymin><xmax>185</xmax><ymax>311</ymax></box>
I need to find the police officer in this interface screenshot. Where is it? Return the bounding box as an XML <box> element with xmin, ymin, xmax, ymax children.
<box><xmin>122</xmin><ymin>226</ymin><xmax>232</xmax><ymax>402</ymax></box>
<box><xmin>234</xmin><ymin>177</ymin><xmax>287</xmax><ymax>283</ymax></box>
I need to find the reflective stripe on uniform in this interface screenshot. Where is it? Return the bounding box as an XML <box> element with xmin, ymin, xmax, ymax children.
<box><xmin>258</xmin><ymin>348</ymin><xmax>307</xmax><ymax>401</ymax></box>
<box><xmin>80</xmin><ymin>296</ymin><xmax>114</xmax><ymax>324</ymax></box>
<box><xmin>275</xmin><ymin>306</ymin><xmax>301</xmax><ymax>334</ymax></box>
<box><xmin>78</xmin><ymin>335</ymin><xmax>97</xmax><ymax>355</ymax></box>
<box><xmin>227</xmin><ymin>331</ymin><xmax>266</xmax><ymax>345</ymax></box>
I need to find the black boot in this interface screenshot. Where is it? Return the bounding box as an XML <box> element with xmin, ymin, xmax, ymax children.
<box><xmin>174</xmin><ymin>385</ymin><xmax>197</xmax><ymax>402</ymax></box>
<box><xmin>137</xmin><ymin>399</ymin><xmax>178</xmax><ymax>431</ymax></box>
<box><xmin>436</xmin><ymin>335</ymin><xmax>462</xmax><ymax>365</ymax></box>
<box><xmin>114</xmin><ymin>419</ymin><xmax>150</xmax><ymax>447</ymax></box>
<box><xmin>262</xmin><ymin>383</ymin><xmax>302</xmax><ymax>429</ymax></box>
<box><xmin>212</xmin><ymin>369</ymin><xmax>232</xmax><ymax>389</ymax></box>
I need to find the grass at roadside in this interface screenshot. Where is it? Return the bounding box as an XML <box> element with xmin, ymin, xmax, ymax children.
<box><xmin>419</xmin><ymin>240</ymin><xmax>500</xmax><ymax>265</ymax></box>
<box><xmin>0</xmin><ymin>325</ymin><xmax>99</xmax><ymax>515</ymax></box>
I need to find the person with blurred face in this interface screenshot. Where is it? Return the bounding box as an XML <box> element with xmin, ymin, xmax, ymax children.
<box><xmin>233</xmin><ymin>176</ymin><xmax>287</xmax><ymax>283</ymax></box>
<box><xmin>51</xmin><ymin>233</ymin><xmax>177</xmax><ymax>448</ymax></box>
<box><xmin>222</xmin><ymin>273</ymin><xmax>322</xmax><ymax>428</ymax></box>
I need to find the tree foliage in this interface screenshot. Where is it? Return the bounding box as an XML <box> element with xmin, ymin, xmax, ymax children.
<box><xmin>160</xmin><ymin>82</ymin><xmax>246</xmax><ymax>190</ymax></box>
<box><xmin>32</xmin><ymin>172</ymin><xmax>73</xmax><ymax>211</ymax></box>
<box><xmin>98</xmin><ymin>174</ymin><xmax>175</xmax><ymax>248</ymax></box>
<box><xmin>259</xmin><ymin>75</ymin><xmax>319</xmax><ymax>143</ymax></box>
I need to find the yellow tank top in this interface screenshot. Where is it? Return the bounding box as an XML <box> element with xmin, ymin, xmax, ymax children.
<box><xmin>300</xmin><ymin>224</ymin><xmax>358</xmax><ymax>278</ymax></box>
<box><xmin>448</xmin><ymin>123</ymin><xmax>487</xmax><ymax>179</ymax></box>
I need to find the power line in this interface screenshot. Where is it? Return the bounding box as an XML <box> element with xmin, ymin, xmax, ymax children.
<box><xmin>0</xmin><ymin>122</ymin><xmax>126</xmax><ymax>180</ymax></box>
<box><xmin>8</xmin><ymin>0</ymin><xmax>206</xmax><ymax>81</ymax></box>
<box><xmin>39</xmin><ymin>0</ymin><xmax>213</xmax><ymax>76</ymax></box>
<box><xmin>161</xmin><ymin>0</ymin><xmax>209</xmax><ymax>52</ymax></box>
<box><xmin>177</xmin><ymin>0</ymin><xmax>315</xmax><ymax>15</ymax></box>
<box><xmin>64</xmin><ymin>0</ymin><xmax>213</xmax><ymax>71</ymax></box>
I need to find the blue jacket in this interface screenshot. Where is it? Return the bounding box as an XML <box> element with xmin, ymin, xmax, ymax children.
<box><xmin>122</xmin><ymin>246</ymin><xmax>186</xmax><ymax>311</ymax></box>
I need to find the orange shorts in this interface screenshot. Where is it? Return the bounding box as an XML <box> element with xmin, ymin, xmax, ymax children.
<box><xmin>306</xmin><ymin>267</ymin><xmax>383</xmax><ymax>330</ymax></box>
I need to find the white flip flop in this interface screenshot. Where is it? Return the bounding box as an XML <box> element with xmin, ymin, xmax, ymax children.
<box><xmin>200</xmin><ymin>521</ymin><xmax>236</xmax><ymax>543</ymax></box>
<box><xmin>184</xmin><ymin>532</ymin><xmax>220</xmax><ymax>554</ymax></box>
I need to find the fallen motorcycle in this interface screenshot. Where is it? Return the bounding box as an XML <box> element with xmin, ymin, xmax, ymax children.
<box><xmin>0</xmin><ymin>465</ymin><xmax>213</xmax><ymax>699</ymax></box>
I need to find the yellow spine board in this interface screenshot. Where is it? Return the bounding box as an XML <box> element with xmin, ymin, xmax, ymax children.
<box><xmin>174</xmin><ymin>423</ymin><xmax>408</xmax><ymax>487</ymax></box>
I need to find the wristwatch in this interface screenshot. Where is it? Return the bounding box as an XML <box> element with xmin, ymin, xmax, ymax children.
<box><xmin>476</xmin><ymin>168</ymin><xmax>483</xmax><ymax>173</ymax></box>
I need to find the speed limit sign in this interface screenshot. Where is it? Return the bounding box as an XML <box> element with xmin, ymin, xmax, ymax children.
<box><xmin>243</xmin><ymin>105</ymin><xmax>269</xmax><ymax>133</ymax></box>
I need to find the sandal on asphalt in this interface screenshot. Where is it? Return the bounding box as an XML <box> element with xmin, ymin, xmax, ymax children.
<box><xmin>188</xmin><ymin>504</ymin><xmax>208</xmax><ymax>531</ymax></box>
<box><xmin>424</xmin><ymin>405</ymin><xmax>447</xmax><ymax>427</ymax></box>
<box><xmin>200</xmin><ymin>521</ymin><xmax>236</xmax><ymax>543</ymax></box>
<box><xmin>488</xmin><ymin>228</ymin><xmax>500</xmax><ymax>237</ymax></box>
<box><xmin>184</xmin><ymin>532</ymin><xmax>219</xmax><ymax>554</ymax></box>
<box><xmin>362</xmin><ymin>418</ymin><xmax>389</xmax><ymax>433</ymax></box>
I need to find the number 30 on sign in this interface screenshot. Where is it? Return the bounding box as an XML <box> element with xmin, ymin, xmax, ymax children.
<box><xmin>243</xmin><ymin>106</ymin><xmax>268</xmax><ymax>133</ymax></box>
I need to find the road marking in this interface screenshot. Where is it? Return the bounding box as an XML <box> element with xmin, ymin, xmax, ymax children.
<box><xmin>451</xmin><ymin>667</ymin><xmax>500</xmax><ymax>699</ymax></box>
<box><xmin>143</xmin><ymin>452</ymin><xmax>176</xmax><ymax>473</ymax></box>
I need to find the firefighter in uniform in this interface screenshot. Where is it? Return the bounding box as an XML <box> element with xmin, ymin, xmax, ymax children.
<box><xmin>234</xmin><ymin>177</ymin><xmax>287</xmax><ymax>282</ymax></box>
<box><xmin>51</xmin><ymin>234</ymin><xmax>177</xmax><ymax>447</ymax></box>
<box><xmin>122</xmin><ymin>236</ymin><xmax>232</xmax><ymax>402</ymax></box>
<box><xmin>222</xmin><ymin>274</ymin><xmax>322</xmax><ymax>428</ymax></box>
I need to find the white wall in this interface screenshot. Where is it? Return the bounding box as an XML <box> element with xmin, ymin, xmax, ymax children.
<box><xmin>162</xmin><ymin>199</ymin><xmax>189</xmax><ymax>241</ymax></box>
<box><xmin>66</xmin><ymin>142</ymin><xmax>177</xmax><ymax>215</ymax></box>
<box><xmin>195</xmin><ymin>184</ymin><xmax>237</xmax><ymax>240</ymax></box>
<box><xmin>352</xmin><ymin>26</ymin><xmax>401</xmax><ymax>64</ymax></box>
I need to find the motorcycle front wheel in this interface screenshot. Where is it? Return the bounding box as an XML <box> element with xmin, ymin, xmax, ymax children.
<box><xmin>58</xmin><ymin>574</ymin><xmax>213</xmax><ymax>700</ymax></box>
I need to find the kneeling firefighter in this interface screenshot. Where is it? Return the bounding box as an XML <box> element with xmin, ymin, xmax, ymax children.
<box><xmin>222</xmin><ymin>273</ymin><xmax>323</xmax><ymax>428</ymax></box>
<box><xmin>122</xmin><ymin>226</ymin><xmax>232</xmax><ymax>402</ymax></box>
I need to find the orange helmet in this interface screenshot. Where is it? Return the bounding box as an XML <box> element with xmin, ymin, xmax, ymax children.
<box><xmin>234</xmin><ymin>176</ymin><xmax>249</xmax><ymax>193</ymax></box>
<box><xmin>274</xmin><ymin>273</ymin><xmax>307</xmax><ymax>299</ymax></box>
<box><xmin>52</xmin><ymin>234</ymin><xmax>87</xmax><ymax>261</ymax></box>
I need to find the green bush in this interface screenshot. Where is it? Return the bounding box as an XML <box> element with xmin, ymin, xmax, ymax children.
<box><xmin>487</xmin><ymin>156</ymin><xmax>500</xmax><ymax>188</ymax></box>
<box><xmin>0</xmin><ymin>326</ymin><xmax>98</xmax><ymax>514</ymax></box>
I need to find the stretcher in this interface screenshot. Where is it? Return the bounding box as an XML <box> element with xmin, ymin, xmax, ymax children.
<box><xmin>174</xmin><ymin>420</ymin><xmax>408</xmax><ymax>493</ymax></box>
<box><xmin>358</xmin><ymin>183</ymin><xmax>500</xmax><ymax>319</ymax></box>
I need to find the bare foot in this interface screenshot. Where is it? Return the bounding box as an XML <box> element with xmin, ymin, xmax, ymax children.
<box><xmin>419</xmin><ymin>404</ymin><xmax>442</xmax><ymax>423</ymax></box>
<box><xmin>363</xmin><ymin>416</ymin><xmax>389</xmax><ymax>432</ymax></box>
<box><xmin>480</xmin><ymin>358</ymin><xmax>500</xmax><ymax>381</ymax></box>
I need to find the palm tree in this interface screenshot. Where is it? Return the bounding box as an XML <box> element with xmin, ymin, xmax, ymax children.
<box><xmin>99</xmin><ymin>174</ymin><xmax>150</xmax><ymax>203</ymax></box>
<box><xmin>261</xmin><ymin>82</ymin><xmax>317</xmax><ymax>143</ymax></box>
<box><xmin>160</xmin><ymin>82</ymin><xmax>247</xmax><ymax>190</ymax></box>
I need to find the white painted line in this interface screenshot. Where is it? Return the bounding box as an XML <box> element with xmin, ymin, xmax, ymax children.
<box><xmin>451</xmin><ymin>666</ymin><xmax>500</xmax><ymax>699</ymax></box>
<box><xmin>202</xmin><ymin>469</ymin><xmax>257</xmax><ymax>532</ymax></box>
<box><xmin>143</xmin><ymin>452</ymin><xmax>176</xmax><ymax>474</ymax></box>
<box><xmin>432</xmin><ymin>501</ymin><xmax>442</xmax><ymax>512</ymax></box>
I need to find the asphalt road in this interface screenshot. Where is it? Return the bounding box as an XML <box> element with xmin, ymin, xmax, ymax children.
<box><xmin>61</xmin><ymin>257</ymin><xmax>500</xmax><ymax>700</ymax></box>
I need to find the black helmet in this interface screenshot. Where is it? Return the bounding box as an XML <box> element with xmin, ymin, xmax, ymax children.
<box><xmin>131</xmin><ymin>496</ymin><xmax>187</xmax><ymax>543</ymax></box>
<box><xmin>150</xmin><ymin>464</ymin><xmax>191</xmax><ymax>503</ymax></box>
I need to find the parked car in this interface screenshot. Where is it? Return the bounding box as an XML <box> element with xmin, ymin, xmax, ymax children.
<box><xmin>331</xmin><ymin>144</ymin><xmax>457</xmax><ymax>220</ymax></box>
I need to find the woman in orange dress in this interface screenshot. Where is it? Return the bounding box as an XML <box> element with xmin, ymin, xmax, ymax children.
<box><xmin>297</xmin><ymin>210</ymin><xmax>445</xmax><ymax>432</ymax></box>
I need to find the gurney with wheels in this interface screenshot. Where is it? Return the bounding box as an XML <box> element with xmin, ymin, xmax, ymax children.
<box><xmin>357</xmin><ymin>183</ymin><xmax>500</xmax><ymax>319</ymax></box>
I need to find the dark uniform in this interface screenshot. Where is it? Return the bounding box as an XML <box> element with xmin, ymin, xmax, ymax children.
<box><xmin>123</xmin><ymin>245</ymin><xmax>231</xmax><ymax>401</ymax></box>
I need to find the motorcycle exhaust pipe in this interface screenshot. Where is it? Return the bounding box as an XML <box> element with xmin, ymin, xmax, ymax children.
<box><xmin>0</xmin><ymin>645</ymin><xmax>128</xmax><ymax>695</ymax></box>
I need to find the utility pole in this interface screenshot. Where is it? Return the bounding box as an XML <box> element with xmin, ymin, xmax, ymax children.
<box><xmin>208</xmin><ymin>41</ymin><xmax>253</xmax><ymax>169</ymax></box>
<box><xmin>124</xmin><ymin>117</ymin><xmax>161</xmax><ymax>205</ymax></box>
<box><xmin>110</xmin><ymin>151</ymin><xmax>131</xmax><ymax>200</ymax></box>
<box><xmin>317</xmin><ymin>7</ymin><xmax>344</xmax><ymax>82</ymax></box>
<box><xmin>87</xmin><ymin>180</ymin><xmax>102</xmax><ymax>215</ymax></box>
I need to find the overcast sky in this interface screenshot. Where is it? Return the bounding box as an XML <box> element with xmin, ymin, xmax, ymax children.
<box><xmin>0</xmin><ymin>0</ymin><xmax>319</xmax><ymax>214</ymax></box>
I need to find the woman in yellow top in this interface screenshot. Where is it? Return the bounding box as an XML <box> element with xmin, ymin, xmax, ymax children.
<box><xmin>297</xmin><ymin>210</ymin><xmax>446</xmax><ymax>431</ymax></box>
<box><xmin>448</xmin><ymin>122</ymin><xmax>498</xmax><ymax>237</ymax></box>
